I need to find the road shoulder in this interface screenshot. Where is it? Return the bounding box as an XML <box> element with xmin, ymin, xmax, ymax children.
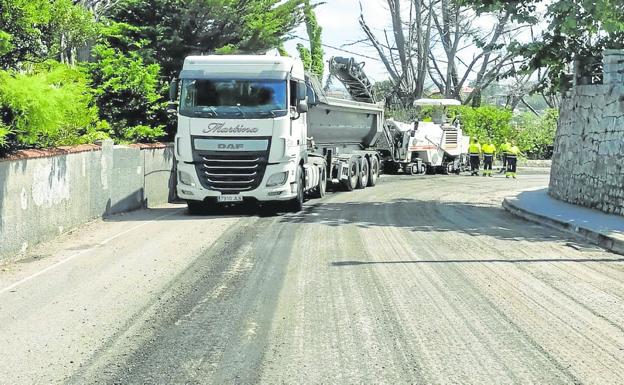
<box><xmin>503</xmin><ymin>188</ymin><xmax>624</xmax><ymax>255</ymax></box>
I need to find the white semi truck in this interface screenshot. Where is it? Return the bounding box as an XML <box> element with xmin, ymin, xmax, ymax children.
<box><xmin>169</xmin><ymin>55</ymin><xmax>384</xmax><ymax>213</ymax></box>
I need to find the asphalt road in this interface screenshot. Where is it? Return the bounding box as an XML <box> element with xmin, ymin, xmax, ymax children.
<box><xmin>1</xmin><ymin>172</ymin><xmax>623</xmax><ymax>385</ymax></box>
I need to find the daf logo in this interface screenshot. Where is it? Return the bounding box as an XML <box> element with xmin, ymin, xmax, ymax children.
<box><xmin>218</xmin><ymin>143</ymin><xmax>244</xmax><ymax>150</ymax></box>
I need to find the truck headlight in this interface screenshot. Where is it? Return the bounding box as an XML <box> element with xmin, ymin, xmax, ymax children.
<box><xmin>266</xmin><ymin>171</ymin><xmax>288</xmax><ymax>187</ymax></box>
<box><xmin>178</xmin><ymin>171</ymin><xmax>196</xmax><ymax>187</ymax></box>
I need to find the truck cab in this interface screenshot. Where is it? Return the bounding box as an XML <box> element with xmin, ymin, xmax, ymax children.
<box><xmin>172</xmin><ymin>55</ymin><xmax>312</xmax><ymax>211</ymax></box>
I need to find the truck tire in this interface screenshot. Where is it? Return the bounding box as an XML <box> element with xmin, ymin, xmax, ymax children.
<box><xmin>311</xmin><ymin>167</ymin><xmax>327</xmax><ymax>198</ymax></box>
<box><xmin>288</xmin><ymin>166</ymin><xmax>305</xmax><ymax>212</ymax></box>
<box><xmin>407</xmin><ymin>163</ymin><xmax>419</xmax><ymax>175</ymax></box>
<box><xmin>368</xmin><ymin>156</ymin><xmax>379</xmax><ymax>186</ymax></box>
<box><xmin>342</xmin><ymin>156</ymin><xmax>359</xmax><ymax>191</ymax></box>
<box><xmin>187</xmin><ymin>200</ymin><xmax>206</xmax><ymax>215</ymax></box>
<box><xmin>357</xmin><ymin>157</ymin><xmax>369</xmax><ymax>189</ymax></box>
<box><xmin>406</xmin><ymin>163</ymin><xmax>415</xmax><ymax>175</ymax></box>
<box><xmin>446</xmin><ymin>162</ymin><xmax>455</xmax><ymax>175</ymax></box>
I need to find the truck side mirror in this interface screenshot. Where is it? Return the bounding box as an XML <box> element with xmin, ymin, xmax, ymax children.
<box><xmin>297</xmin><ymin>81</ymin><xmax>307</xmax><ymax>101</ymax></box>
<box><xmin>297</xmin><ymin>100</ymin><xmax>309</xmax><ymax>113</ymax></box>
<box><xmin>169</xmin><ymin>79</ymin><xmax>179</xmax><ymax>102</ymax></box>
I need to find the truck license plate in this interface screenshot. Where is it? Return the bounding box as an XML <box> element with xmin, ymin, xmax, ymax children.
<box><xmin>218</xmin><ymin>195</ymin><xmax>243</xmax><ymax>203</ymax></box>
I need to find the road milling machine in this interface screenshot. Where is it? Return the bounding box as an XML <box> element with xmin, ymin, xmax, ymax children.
<box><xmin>381</xmin><ymin>99</ymin><xmax>470</xmax><ymax>175</ymax></box>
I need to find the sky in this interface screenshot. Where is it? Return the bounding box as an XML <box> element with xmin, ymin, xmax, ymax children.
<box><xmin>281</xmin><ymin>1</ymin><xmax>540</xmax><ymax>88</ymax></box>
<box><xmin>283</xmin><ymin>1</ymin><xmax>392</xmax><ymax>83</ymax></box>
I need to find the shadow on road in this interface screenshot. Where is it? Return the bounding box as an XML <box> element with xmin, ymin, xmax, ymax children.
<box><xmin>280</xmin><ymin>198</ymin><xmax>580</xmax><ymax>244</ymax></box>
<box><xmin>331</xmin><ymin>257</ymin><xmax>624</xmax><ymax>266</ymax></box>
<box><xmin>102</xmin><ymin>202</ymin><xmax>283</xmax><ymax>222</ymax></box>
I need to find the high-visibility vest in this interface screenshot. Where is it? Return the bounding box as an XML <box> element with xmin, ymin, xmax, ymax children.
<box><xmin>483</xmin><ymin>143</ymin><xmax>496</xmax><ymax>155</ymax></box>
<box><xmin>468</xmin><ymin>143</ymin><xmax>481</xmax><ymax>154</ymax></box>
<box><xmin>508</xmin><ymin>146</ymin><xmax>520</xmax><ymax>156</ymax></box>
<box><xmin>500</xmin><ymin>143</ymin><xmax>511</xmax><ymax>153</ymax></box>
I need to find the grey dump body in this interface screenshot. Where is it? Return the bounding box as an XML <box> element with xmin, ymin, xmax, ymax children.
<box><xmin>307</xmin><ymin>97</ymin><xmax>383</xmax><ymax>149</ymax></box>
<box><xmin>306</xmin><ymin>58</ymin><xmax>384</xmax><ymax>152</ymax></box>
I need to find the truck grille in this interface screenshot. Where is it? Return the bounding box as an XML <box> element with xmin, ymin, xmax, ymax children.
<box><xmin>194</xmin><ymin>152</ymin><xmax>268</xmax><ymax>193</ymax></box>
<box><xmin>191</xmin><ymin>136</ymin><xmax>271</xmax><ymax>193</ymax></box>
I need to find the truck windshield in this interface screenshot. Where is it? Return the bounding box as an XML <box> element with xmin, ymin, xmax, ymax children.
<box><xmin>179</xmin><ymin>79</ymin><xmax>287</xmax><ymax>119</ymax></box>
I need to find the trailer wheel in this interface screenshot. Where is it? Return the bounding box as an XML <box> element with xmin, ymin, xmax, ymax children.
<box><xmin>312</xmin><ymin>167</ymin><xmax>327</xmax><ymax>198</ymax></box>
<box><xmin>288</xmin><ymin>166</ymin><xmax>305</xmax><ymax>212</ymax></box>
<box><xmin>342</xmin><ymin>156</ymin><xmax>359</xmax><ymax>191</ymax></box>
<box><xmin>357</xmin><ymin>157</ymin><xmax>369</xmax><ymax>189</ymax></box>
<box><xmin>368</xmin><ymin>156</ymin><xmax>379</xmax><ymax>186</ymax></box>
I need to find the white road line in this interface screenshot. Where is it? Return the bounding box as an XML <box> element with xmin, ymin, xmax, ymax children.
<box><xmin>0</xmin><ymin>208</ymin><xmax>185</xmax><ymax>296</ymax></box>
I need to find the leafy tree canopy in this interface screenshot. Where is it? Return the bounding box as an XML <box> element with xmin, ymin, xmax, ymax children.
<box><xmin>107</xmin><ymin>0</ymin><xmax>305</xmax><ymax>78</ymax></box>
<box><xmin>460</xmin><ymin>0</ymin><xmax>624</xmax><ymax>92</ymax></box>
<box><xmin>0</xmin><ymin>0</ymin><xmax>96</xmax><ymax>69</ymax></box>
<box><xmin>301</xmin><ymin>0</ymin><xmax>324</xmax><ymax>79</ymax></box>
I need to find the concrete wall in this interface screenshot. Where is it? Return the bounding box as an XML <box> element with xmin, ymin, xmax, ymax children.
<box><xmin>549</xmin><ymin>50</ymin><xmax>624</xmax><ymax>215</ymax></box>
<box><xmin>0</xmin><ymin>141</ymin><xmax>175</xmax><ymax>260</ymax></box>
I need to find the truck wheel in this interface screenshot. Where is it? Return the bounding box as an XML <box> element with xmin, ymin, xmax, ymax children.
<box><xmin>368</xmin><ymin>156</ymin><xmax>379</xmax><ymax>186</ymax></box>
<box><xmin>187</xmin><ymin>200</ymin><xmax>206</xmax><ymax>215</ymax></box>
<box><xmin>342</xmin><ymin>156</ymin><xmax>359</xmax><ymax>191</ymax></box>
<box><xmin>419</xmin><ymin>164</ymin><xmax>427</xmax><ymax>175</ymax></box>
<box><xmin>312</xmin><ymin>167</ymin><xmax>327</xmax><ymax>198</ymax></box>
<box><xmin>357</xmin><ymin>157</ymin><xmax>369</xmax><ymax>189</ymax></box>
<box><xmin>288</xmin><ymin>166</ymin><xmax>305</xmax><ymax>212</ymax></box>
<box><xmin>409</xmin><ymin>163</ymin><xmax>419</xmax><ymax>175</ymax></box>
<box><xmin>406</xmin><ymin>163</ymin><xmax>415</xmax><ymax>175</ymax></box>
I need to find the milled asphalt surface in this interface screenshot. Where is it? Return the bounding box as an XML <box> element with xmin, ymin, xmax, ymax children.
<box><xmin>1</xmin><ymin>172</ymin><xmax>623</xmax><ymax>385</ymax></box>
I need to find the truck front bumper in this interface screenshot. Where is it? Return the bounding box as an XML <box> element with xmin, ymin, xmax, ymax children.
<box><xmin>176</xmin><ymin>161</ymin><xmax>298</xmax><ymax>202</ymax></box>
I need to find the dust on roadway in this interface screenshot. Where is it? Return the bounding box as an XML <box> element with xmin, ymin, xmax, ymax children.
<box><xmin>2</xmin><ymin>172</ymin><xmax>624</xmax><ymax>385</ymax></box>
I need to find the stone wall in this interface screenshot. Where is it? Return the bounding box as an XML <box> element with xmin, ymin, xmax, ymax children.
<box><xmin>0</xmin><ymin>141</ymin><xmax>175</xmax><ymax>260</ymax></box>
<box><xmin>549</xmin><ymin>51</ymin><xmax>624</xmax><ymax>215</ymax></box>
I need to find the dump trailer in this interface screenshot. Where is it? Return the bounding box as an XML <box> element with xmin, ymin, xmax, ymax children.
<box><xmin>381</xmin><ymin>99</ymin><xmax>470</xmax><ymax>175</ymax></box>
<box><xmin>170</xmin><ymin>55</ymin><xmax>383</xmax><ymax>213</ymax></box>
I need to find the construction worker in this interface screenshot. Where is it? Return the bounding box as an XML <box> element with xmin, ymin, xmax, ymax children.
<box><xmin>505</xmin><ymin>143</ymin><xmax>520</xmax><ymax>178</ymax></box>
<box><xmin>468</xmin><ymin>137</ymin><xmax>481</xmax><ymax>176</ymax></box>
<box><xmin>499</xmin><ymin>140</ymin><xmax>511</xmax><ymax>173</ymax></box>
<box><xmin>482</xmin><ymin>139</ymin><xmax>496</xmax><ymax>177</ymax></box>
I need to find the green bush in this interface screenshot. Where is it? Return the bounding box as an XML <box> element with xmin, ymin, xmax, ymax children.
<box><xmin>0</xmin><ymin>121</ymin><xmax>11</xmax><ymax>148</ymax></box>
<box><xmin>85</xmin><ymin>44</ymin><xmax>166</xmax><ymax>142</ymax></box>
<box><xmin>0</xmin><ymin>61</ymin><xmax>105</xmax><ymax>149</ymax></box>
<box><xmin>123</xmin><ymin>125</ymin><xmax>166</xmax><ymax>143</ymax></box>
<box><xmin>514</xmin><ymin>109</ymin><xmax>558</xmax><ymax>159</ymax></box>
<box><xmin>451</xmin><ymin>105</ymin><xmax>515</xmax><ymax>147</ymax></box>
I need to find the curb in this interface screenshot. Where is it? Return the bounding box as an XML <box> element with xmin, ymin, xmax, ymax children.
<box><xmin>502</xmin><ymin>198</ymin><xmax>624</xmax><ymax>256</ymax></box>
